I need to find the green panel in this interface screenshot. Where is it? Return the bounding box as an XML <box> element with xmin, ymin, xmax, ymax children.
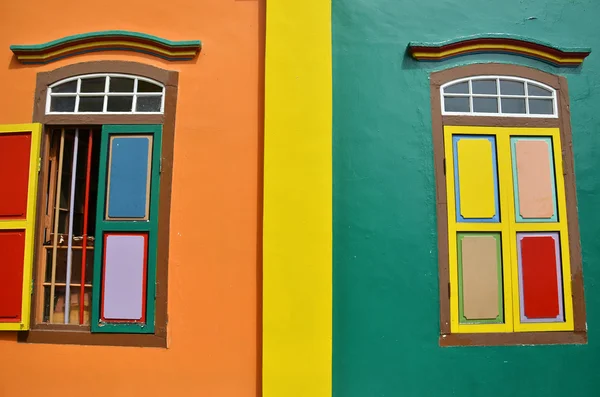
<box><xmin>332</xmin><ymin>0</ymin><xmax>600</xmax><ymax>396</ymax></box>
<box><xmin>91</xmin><ymin>124</ymin><xmax>162</xmax><ymax>334</ymax></box>
<box><xmin>457</xmin><ymin>233</ymin><xmax>503</xmax><ymax>324</ymax></box>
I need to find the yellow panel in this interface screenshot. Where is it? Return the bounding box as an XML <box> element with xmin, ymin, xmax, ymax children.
<box><xmin>456</xmin><ymin>138</ymin><xmax>496</xmax><ymax>219</ymax></box>
<box><xmin>263</xmin><ymin>1</ymin><xmax>331</xmax><ymax>396</ymax></box>
<box><xmin>0</xmin><ymin>123</ymin><xmax>42</xmax><ymax>331</ymax></box>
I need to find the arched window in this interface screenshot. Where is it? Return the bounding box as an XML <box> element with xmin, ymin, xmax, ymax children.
<box><xmin>430</xmin><ymin>64</ymin><xmax>585</xmax><ymax>347</ymax></box>
<box><xmin>441</xmin><ymin>76</ymin><xmax>557</xmax><ymax>117</ymax></box>
<box><xmin>6</xmin><ymin>61</ymin><xmax>179</xmax><ymax>348</ymax></box>
<box><xmin>47</xmin><ymin>74</ymin><xmax>165</xmax><ymax>114</ymax></box>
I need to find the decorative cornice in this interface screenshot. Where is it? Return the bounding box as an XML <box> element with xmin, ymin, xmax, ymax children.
<box><xmin>10</xmin><ymin>31</ymin><xmax>201</xmax><ymax>64</ymax></box>
<box><xmin>408</xmin><ymin>34</ymin><xmax>591</xmax><ymax>67</ymax></box>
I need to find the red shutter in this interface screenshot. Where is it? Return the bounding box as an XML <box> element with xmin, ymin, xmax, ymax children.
<box><xmin>0</xmin><ymin>124</ymin><xmax>42</xmax><ymax>331</ymax></box>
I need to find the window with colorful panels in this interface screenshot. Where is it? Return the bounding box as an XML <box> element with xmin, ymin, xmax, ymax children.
<box><xmin>431</xmin><ymin>64</ymin><xmax>586</xmax><ymax>346</ymax></box>
<box><xmin>0</xmin><ymin>62</ymin><xmax>175</xmax><ymax>347</ymax></box>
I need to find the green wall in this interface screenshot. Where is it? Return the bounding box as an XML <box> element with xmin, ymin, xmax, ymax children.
<box><xmin>332</xmin><ymin>1</ymin><xmax>600</xmax><ymax>395</ymax></box>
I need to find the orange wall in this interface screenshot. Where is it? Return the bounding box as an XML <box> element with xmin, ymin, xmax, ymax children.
<box><xmin>0</xmin><ymin>1</ymin><xmax>263</xmax><ymax>396</ymax></box>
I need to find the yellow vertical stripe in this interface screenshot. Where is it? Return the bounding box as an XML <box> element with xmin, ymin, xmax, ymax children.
<box><xmin>0</xmin><ymin>123</ymin><xmax>42</xmax><ymax>331</ymax></box>
<box><xmin>263</xmin><ymin>1</ymin><xmax>332</xmax><ymax>397</ymax></box>
<box><xmin>456</xmin><ymin>138</ymin><xmax>496</xmax><ymax>219</ymax></box>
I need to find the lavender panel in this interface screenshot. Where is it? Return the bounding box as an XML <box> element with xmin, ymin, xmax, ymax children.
<box><xmin>102</xmin><ymin>234</ymin><xmax>147</xmax><ymax>321</ymax></box>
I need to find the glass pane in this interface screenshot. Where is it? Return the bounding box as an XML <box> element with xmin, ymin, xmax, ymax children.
<box><xmin>444</xmin><ymin>82</ymin><xmax>468</xmax><ymax>94</ymax></box>
<box><xmin>80</xmin><ymin>77</ymin><xmax>106</xmax><ymax>93</ymax></box>
<box><xmin>501</xmin><ymin>98</ymin><xmax>526</xmax><ymax>114</ymax></box>
<box><xmin>52</xmin><ymin>80</ymin><xmax>77</xmax><ymax>94</ymax></box>
<box><xmin>50</xmin><ymin>96</ymin><xmax>76</xmax><ymax>112</ymax></box>
<box><xmin>107</xmin><ymin>96</ymin><xmax>134</xmax><ymax>112</ymax></box>
<box><xmin>472</xmin><ymin>79</ymin><xmax>497</xmax><ymax>95</ymax></box>
<box><xmin>473</xmin><ymin>97</ymin><xmax>498</xmax><ymax>113</ymax></box>
<box><xmin>42</xmin><ymin>286</ymin><xmax>91</xmax><ymax>324</ymax></box>
<box><xmin>529</xmin><ymin>99</ymin><xmax>554</xmax><ymax>115</ymax></box>
<box><xmin>78</xmin><ymin>96</ymin><xmax>104</xmax><ymax>112</ymax></box>
<box><xmin>136</xmin><ymin>96</ymin><xmax>162</xmax><ymax>112</ymax></box>
<box><xmin>137</xmin><ymin>80</ymin><xmax>162</xmax><ymax>93</ymax></box>
<box><xmin>500</xmin><ymin>80</ymin><xmax>525</xmax><ymax>96</ymax></box>
<box><xmin>444</xmin><ymin>96</ymin><xmax>470</xmax><ymax>112</ymax></box>
<box><xmin>43</xmin><ymin>286</ymin><xmax>65</xmax><ymax>323</ymax></box>
<box><xmin>109</xmin><ymin>77</ymin><xmax>135</xmax><ymax>92</ymax></box>
<box><xmin>44</xmin><ymin>247</ymin><xmax>94</xmax><ymax>284</ymax></box>
<box><xmin>528</xmin><ymin>83</ymin><xmax>552</xmax><ymax>97</ymax></box>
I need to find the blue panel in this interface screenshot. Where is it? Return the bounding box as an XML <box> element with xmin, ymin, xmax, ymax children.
<box><xmin>107</xmin><ymin>136</ymin><xmax>151</xmax><ymax>219</ymax></box>
<box><xmin>452</xmin><ymin>135</ymin><xmax>500</xmax><ymax>223</ymax></box>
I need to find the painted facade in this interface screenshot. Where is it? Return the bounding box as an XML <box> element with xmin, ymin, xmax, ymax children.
<box><xmin>1</xmin><ymin>1</ymin><xmax>600</xmax><ymax>397</ymax></box>
<box><xmin>0</xmin><ymin>0</ymin><xmax>262</xmax><ymax>396</ymax></box>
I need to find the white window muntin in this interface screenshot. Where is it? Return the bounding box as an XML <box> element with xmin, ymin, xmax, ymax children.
<box><xmin>46</xmin><ymin>73</ymin><xmax>165</xmax><ymax>115</ymax></box>
<box><xmin>441</xmin><ymin>76</ymin><xmax>558</xmax><ymax>118</ymax></box>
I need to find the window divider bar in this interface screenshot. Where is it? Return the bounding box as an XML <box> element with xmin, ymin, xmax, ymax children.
<box><xmin>496</xmin><ymin>78</ymin><xmax>502</xmax><ymax>114</ymax></box>
<box><xmin>79</xmin><ymin>129</ymin><xmax>94</xmax><ymax>325</ymax></box>
<box><xmin>74</xmin><ymin>79</ymin><xmax>81</xmax><ymax>113</ymax></box>
<box><xmin>131</xmin><ymin>79</ymin><xmax>139</xmax><ymax>113</ymax></box>
<box><xmin>64</xmin><ymin>129</ymin><xmax>80</xmax><ymax>324</ymax></box>
<box><xmin>49</xmin><ymin>129</ymin><xmax>65</xmax><ymax>324</ymax></box>
<box><xmin>468</xmin><ymin>80</ymin><xmax>474</xmax><ymax>112</ymax></box>
<box><xmin>524</xmin><ymin>81</ymin><xmax>530</xmax><ymax>114</ymax></box>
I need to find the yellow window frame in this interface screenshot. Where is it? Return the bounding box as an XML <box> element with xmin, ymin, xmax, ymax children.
<box><xmin>444</xmin><ymin>125</ymin><xmax>574</xmax><ymax>334</ymax></box>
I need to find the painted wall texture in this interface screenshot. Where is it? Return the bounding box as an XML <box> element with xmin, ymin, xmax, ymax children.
<box><xmin>333</xmin><ymin>0</ymin><xmax>600</xmax><ymax>396</ymax></box>
<box><xmin>0</xmin><ymin>1</ymin><xmax>263</xmax><ymax>396</ymax></box>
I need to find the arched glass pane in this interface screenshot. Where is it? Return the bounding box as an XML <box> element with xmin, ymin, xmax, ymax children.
<box><xmin>52</xmin><ymin>80</ymin><xmax>77</xmax><ymax>93</ymax></box>
<box><xmin>47</xmin><ymin>74</ymin><xmax>164</xmax><ymax>114</ymax></box>
<box><xmin>472</xmin><ymin>80</ymin><xmax>497</xmax><ymax>95</ymax></box>
<box><xmin>528</xmin><ymin>83</ymin><xmax>552</xmax><ymax>97</ymax></box>
<box><xmin>444</xmin><ymin>82</ymin><xmax>469</xmax><ymax>94</ymax></box>
<box><xmin>109</xmin><ymin>77</ymin><xmax>135</xmax><ymax>93</ymax></box>
<box><xmin>529</xmin><ymin>99</ymin><xmax>554</xmax><ymax>115</ymax></box>
<box><xmin>500</xmin><ymin>80</ymin><xmax>525</xmax><ymax>96</ymax></box>
<box><xmin>444</xmin><ymin>97</ymin><xmax>470</xmax><ymax>112</ymax></box>
<box><xmin>137</xmin><ymin>80</ymin><xmax>162</xmax><ymax>93</ymax></box>
<box><xmin>442</xmin><ymin>77</ymin><xmax>556</xmax><ymax>117</ymax></box>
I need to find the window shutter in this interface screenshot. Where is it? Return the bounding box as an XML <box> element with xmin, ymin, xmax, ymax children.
<box><xmin>444</xmin><ymin>128</ymin><xmax>513</xmax><ymax>334</ymax></box>
<box><xmin>0</xmin><ymin>123</ymin><xmax>42</xmax><ymax>331</ymax></box>
<box><xmin>91</xmin><ymin>125</ymin><xmax>161</xmax><ymax>333</ymax></box>
<box><xmin>508</xmin><ymin>132</ymin><xmax>574</xmax><ymax>332</ymax></box>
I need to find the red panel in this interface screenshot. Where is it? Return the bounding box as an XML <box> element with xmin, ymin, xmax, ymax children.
<box><xmin>0</xmin><ymin>133</ymin><xmax>31</xmax><ymax>219</ymax></box>
<box><xmin>0</xmin><ymin>230</ymin><xmax>26</xmax><ymax>321</ymax></box>
<box><xmin>521</xmin><ymin>236</ymin><xmax>560</xmax><ymax>319</ymax></box>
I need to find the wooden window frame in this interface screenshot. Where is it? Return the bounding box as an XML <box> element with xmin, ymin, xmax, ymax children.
<box><xmin>18</xmin><ymin>61</ymin><xmax>178</xmax><ymax>348</ymax></box>
<box><xmin>430</xmin><ymin>63</ymin><xmax>587</xmax><ymax>347</ymax></box>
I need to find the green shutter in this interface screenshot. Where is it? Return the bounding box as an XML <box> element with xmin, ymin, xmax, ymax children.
<box><xmin>91</xmin><ymin>124</ymin><xmax>162</xmax><ymax>333</ymax></box>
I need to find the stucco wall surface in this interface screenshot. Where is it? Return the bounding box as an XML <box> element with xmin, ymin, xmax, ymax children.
<box><xmin>0</xmin><ymin>1</ymin><xmax>263</xmax><ymax>396</ymax></box>
<box><xmin>332</xmin><ymin>0</ymin><xmax>600</xmax><ymax>396</ymax></box>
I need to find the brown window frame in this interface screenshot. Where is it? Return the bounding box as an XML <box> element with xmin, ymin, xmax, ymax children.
<box><xmin>430</xmin><ymin>63</ymin><xmax>587</xmax><ymax>347</ymax></box>
<box><xmin>18</xmin><ymin>61</ymin><xmax>178</xmax><ymax>348</ymax></box>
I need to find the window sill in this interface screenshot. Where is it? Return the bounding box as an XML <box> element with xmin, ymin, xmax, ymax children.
<box><xmin>439</xmin><ymin>331</ymin><xmax>587</xmax><ymax>347</ymax></box>
<box><xmin>17</xmin><ymin>326</ymin><xmax>166</xmax><ymax>348</ymax></box>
